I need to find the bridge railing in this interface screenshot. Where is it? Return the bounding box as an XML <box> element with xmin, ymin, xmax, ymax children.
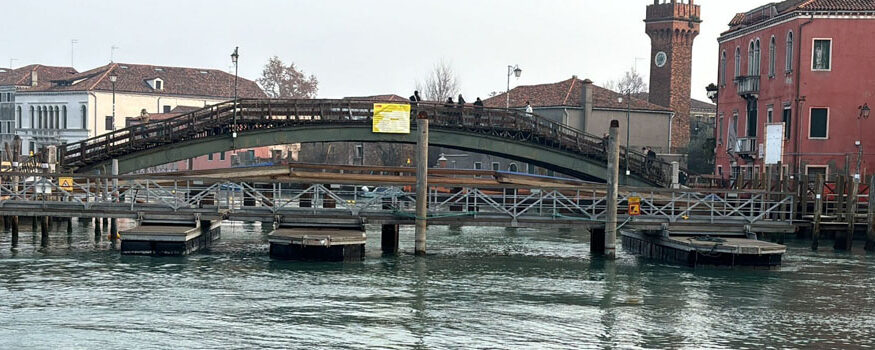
<box><xmin>0</xmin><ymin>173</ymin><xmax>794</xmax><ymax>228</ymax></box>
<box><xmin>60</xmin><ymin>99</ymin><xmax>674</xmax><ymax>186</ymax></box>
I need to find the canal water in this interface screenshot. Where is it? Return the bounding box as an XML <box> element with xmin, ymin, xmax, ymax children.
<box><xmin>1</xmin><ymin>218</ymin><xmax>873</xmax><ymax>349</ymax></box>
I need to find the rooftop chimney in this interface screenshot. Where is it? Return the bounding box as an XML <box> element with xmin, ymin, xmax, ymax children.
<box><xmin>31</xmin><ymin>70</ymin><xmax>38</xmax><ymax>87</ymax></box>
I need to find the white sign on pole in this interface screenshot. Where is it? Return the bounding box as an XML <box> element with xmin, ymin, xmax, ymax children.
<box><xmin>764</xmin><ymin>123</ymin><xmax>785</xmax><ymax>165</ymax></box>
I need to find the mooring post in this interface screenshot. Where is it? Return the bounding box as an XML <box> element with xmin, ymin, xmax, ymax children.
<box><xmin>110</xmin><ymin>159</ymin><xmax>119</xmax><ymax>240</ymax></box>
<box><xmin>866</xmin><ymin>175</ymin><xmax>875</xmax><ymax>251</ymax></box>
<box><xmin>605</xmin><ymin>120</ymin><xmax>620</xmax><ymax>258</ymax></box>
<box><xmin>94</xmin><ymin>217</ymin><xmax>102</xmax><ymax>240</ymax></box>
<box><xmin>31</xmin><ymin>216</ymin><xmax>37</xmax><ymax>232</ymax></box>
<box><xmin>40</xmin><ymin>216</ymin><xmax>49</xmax><ymax>247</ymax></box>
<box><xmin>813</xmin><ymin>174</ymin><xmax>824</xmax><ymax>250</ymax></box>
<box><xmin>415</xmin><ymin>111</ymin><xmax>429</xmax><ymax>256</ymax></box>
<box><xmin>10</xmin><ymin>216</ymin><xmax>19</xmax><ymax>248</ymax></box>
<box><xmin>66</xmin><ymin>218</ymin><xmax>73</xmax><ymax>235</ymax></box>
<box><xmin>381</xmin><ymin>224</ymin><xmax>400</xmax><ymax>254</ymax></box>
<box><xmin>842</xmin><ymin>178</ymin><xmax>860</xmax><ymax>251</ymax></box>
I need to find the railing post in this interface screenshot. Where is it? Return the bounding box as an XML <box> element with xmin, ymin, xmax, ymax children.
<box><xmin>813</xmin><ymin>174</ymin><xmax>824</xmax><ymax>251</ymax></box>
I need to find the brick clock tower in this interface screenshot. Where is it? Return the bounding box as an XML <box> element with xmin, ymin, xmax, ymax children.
<box><xmin>645</xmin><ymin>0</ymin><xmax>701</xmax><ymax>151</ymax></box>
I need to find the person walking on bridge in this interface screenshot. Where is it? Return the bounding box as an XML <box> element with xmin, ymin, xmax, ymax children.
<box><xmin>473</xmin><ymin>97</ymin><xmax>484</xmax><ymax>121</ymax></box>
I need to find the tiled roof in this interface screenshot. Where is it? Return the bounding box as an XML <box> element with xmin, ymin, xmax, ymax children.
<box><xmin>31</xmin><ymin>62</ymin><xmax>265</xmax><ymax>98</ymax></box>
<box><xmin>690</xmin><ymin>98</ymin><xmax>717</xmax><ymax>113</ymax></box>
<box><xmin>632</xmin><ymin>92</ymin><xmax>716</xmax><ymax>113</ymax></box>
<box><xmin>344</xmin><ymin>94</ymin><xmax>408</xmax><ymax>102</ymax></box>
<box><xmin>483</xmin><ymin>77</ymin><xmax>671</xmax><ymax>112</ymax></box>
<box><xmin>725</xmin><ymin>0</ymin><xmax>875</xmax><ymax>35</ymax></box>
<box><xmin>0</xmin><ymin>64</ymin><xmax>77</xmax><ymax>88</ymax></box>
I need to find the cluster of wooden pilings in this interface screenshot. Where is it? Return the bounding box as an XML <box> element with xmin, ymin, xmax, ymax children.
<box><xmin>723</xmin><ymin>167</ymin><xmax>875</xmax><ymax>251</ymax></box>
<box><xmin>795</xmin><ymin>174</ymin><xmax>875</xmax><ymax>251</ymax></box>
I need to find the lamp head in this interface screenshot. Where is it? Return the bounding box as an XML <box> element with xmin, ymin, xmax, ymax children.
<box><xmin>513</xmin><ymin>66</ymin><xmax>522</xmax><ymax>78</ymax></box>
<box><xmin>231</xmin><ymin>46</ymin><xmax>239</xmax><ymax>64</ymax></box>
<box><xmin>861</xmin><ymin>103</ymin><xmax>871</xmax><ymax>119</ymax></box>
<box><xmin>109</xmin><ymin>73</ymin><xmax>118</xmax><ymax>83</ymax></box>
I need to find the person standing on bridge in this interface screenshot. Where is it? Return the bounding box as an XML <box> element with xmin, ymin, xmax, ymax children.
<box><xmin>525</xmin><ymin>101</ymin><xmax>533</xmax><ymax>116</ymax></box>
<box><xmin>456</xmin><ymin>94</ymin><xmax>466</xmax><ymax>126</ymax></box>
<box><xmin>409</xmin><ymin>91</ymin><xmax>422</xmax><ymax>106</ymax></box>
<box><xmin>473</xmin><ymin>97</ymin><xmax>484</xmax><ymax>121</ymax></box>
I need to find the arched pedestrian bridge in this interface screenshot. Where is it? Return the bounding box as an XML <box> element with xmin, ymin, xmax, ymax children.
<box><xmin>60</xmin><ymin>99</ymin><xmax>673</xmax><ymax>187</ymax></box>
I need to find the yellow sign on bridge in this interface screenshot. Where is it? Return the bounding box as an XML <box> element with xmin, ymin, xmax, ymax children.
<box><xmin>59</xmin><ymin>177</ymin><xmax>74</xmax><ymax>191</ymax></box>
<box><xmin>372</xmin><ymin>103</ymin><xmax>411</xmax><ymax>134</ymax></box>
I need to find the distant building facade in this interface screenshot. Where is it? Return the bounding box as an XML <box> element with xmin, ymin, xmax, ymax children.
<box><xmin>714</xmin><ymin>0</ymin><xmax>875</xmax><ymax>180</ymax></box>
<box><xmin>0</xmin><ymin>65</ymin><xmax>79</xmax><ymax>154</ymax></box>
<box><xmin>9</xmin><ymin>62</ymin><xmax>264</xmax><ymax>155</ymax></box>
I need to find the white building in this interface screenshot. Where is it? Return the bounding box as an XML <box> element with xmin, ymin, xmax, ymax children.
<box><xmin>10</xmin><ymin>62</ymin><xmax>264</xmax><ymax>155</ymax></box>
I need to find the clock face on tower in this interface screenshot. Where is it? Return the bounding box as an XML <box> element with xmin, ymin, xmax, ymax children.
<box><xmin>655</xmin><ymin>51</ymin><xmax>667</xmax><ymax>68</ymax></box>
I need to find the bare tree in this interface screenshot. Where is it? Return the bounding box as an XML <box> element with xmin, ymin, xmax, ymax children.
<box><xmin>257</xmin><ymin>56</ymin><xmax>319</xmax><ymax>98</ymax></box>
<box><xmin>416</xmin><ymin>60</ymin><xmax>461</xmax><ymax>102</ymax></box>
<box><xmin>604</xmin><ymin>66</ymin><xmax>648</xmax><ymax>95</ymax></box>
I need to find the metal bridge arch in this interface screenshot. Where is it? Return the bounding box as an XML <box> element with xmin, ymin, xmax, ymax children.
<box><xmin>60</xmin><ymin>99</ymin><xmax>673</xmax><ymax>187</ymax></box>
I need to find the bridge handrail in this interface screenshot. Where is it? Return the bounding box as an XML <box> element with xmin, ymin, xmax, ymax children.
<box><xmin>60</xmin><ymin>98</ymin><xmax>675</xmax><ymax>186</ymax></box>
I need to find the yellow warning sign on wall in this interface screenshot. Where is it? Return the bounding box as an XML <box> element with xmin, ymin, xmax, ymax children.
<box><xmin>372</xmin><ymin>103</ymin><xmax>411</xmax><ymax>134</ymax></box>
<box><xmin>59</xmin><ymin>177</ymin><xmax>74</xmax><ymax>191</ymax></box>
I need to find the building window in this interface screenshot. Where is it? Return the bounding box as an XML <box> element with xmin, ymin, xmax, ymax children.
<box><xmin>54</xmin><ymin>106</ymin><xmax>59</xmax><ymax>129</ymax></box>
<box><xmin>718</xmin><ymin>113</ymin><xmax>724</xmax><ymax>145</ymax></box>
<box><xmin>208</xmin><ymin>153</ymin><xmax>214</xmax><ymax>161</ymax></box>
<box><xmin>29</xmin><ymin>141</ymin><xmax>34</xmax><ymax>154</ymax></box>
<box><xmin>809</xmin><ymin>108</ymin><xmax>829</xmax><ymax>139</ymax></box>
<box><xmin>767</xmin><ymin>106</ymin><xmax>774</xmax><ymax>123</ymax></box>
<box><xmin>746</xmin><ymin>100</ymin><xmax>758</xmax><ymax>137</ymax></box>
<box><xmin>491</xmin><ymin>162</ymin><xmax>500</xmax><ymax>171</ymax></box>
<box><xmin>474</xmin><ymin>162</ymin><xmax>482</xmax><ymax>170</ymax></box>
<box><xmin>155</xmin><ymin>80</ymin><xmax>163</xmax><ymax>90</ymax></box>
<box><xmin>220</xmin><ymin>152</ymin><xmax>226</xmax><ymax>161</ymax></box>
<box><xmin>734</xmin><ymin>47</ymin><xmax>741</xmax><ymax>79</ymax></box>
<box><xmin>62</xmin><ymin>106</ymin><xmax>67</xmax><ymax>129</ymax></box>
<box><xmin>81</xmin><ymin>105</ymin><xmax>87</xmax><ymax>129</ymax></box>
<box><xmin>30</xmin><ymin>106</ymin><xmax>34</xmax><ymax>129</ymax></box>
<box><xmin>782</xmin><ymin>105</ymin><xmax>792</xmax><ymax>139</ymax></box>
<box><xmin>748</xmin><ymin>39</ymin><xmax>761</xmax><ymax>76</ymax></box>
<box><xmin>163</xmin><ymin>105</ymin><xmax>171</xmax><ymax>113</ymax></box>
<box><xmin>16</xmin><ymin>106</ymin><xmax>21</xmax><ymax>128</ymax></box>
<box><xmin>720</xmin><ymin>50</ymin><xmax>727</xmax><ymax>87</ymax></box>
<box><xmin>812</xmin><ymin>39</ymin><xmax>832</xmax><ymax>71</ymax></box>
<box><xmin>508</xmin><ymin>163</ymin><xmax>518</xmax><ymax>172</ymax></box>
<box><xmin>354</xmin><ymin>145</ymin><xmax>363</xmax><ymax>159</ymax></box>
<box><xmin>786</xmin><ymin>31</ymin><xmax>794</xmax><ymax>72</ymax></box>
<box><xmin>806</xmin><ymin>165</ymin><xmax>828</xmax><ymax>178</ymax></box>
<box><xmin>768</xmin><ymin>36</ymin><xmax>776</xmax><ymax>77</ymax></box>
<box><xmin>105</xmin><ymin>116</ymin><xmax>114</xmax><ymax>131</ymax></box>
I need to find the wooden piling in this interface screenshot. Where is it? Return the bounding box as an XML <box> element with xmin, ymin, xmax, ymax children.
<box><xmin>605</xmin><ymin>120</ymin><xmax>620</xmax><ymax>258</ymax></box>
<box><xmin>799</xmin><ymin>174</ymin><xmax>810</xmax><ymax>221</ymax></box>
<box><xmin>66</xmin><ymin>218</ymin><xmax>73</xmax><ymax>235</ymax></box>
<box><xmin>867</xmin><ymin>175</ymin><xmax>875</xmax><ymax>251</ymax></box>
<box><xmin>840</xmin><ymin>179</ymin><xmax>860</xmax><ymax>251</ymax></box>
<box><xmin>10</xmin><ymin>216</ymin><xmax>18</xmax><ymax>247</ymax></box>
<box><xmin>40</xmin><ymin>216</ymin><xmax>49</xmax><ymax>247</ymax></box>
<box><xmin>812</xmin><ymin>174</ymin><xmax>824</xmax><ymax>251</ymax></box>
<box><xmin>94</xmin><ymin>217</ymin><xmax>102</xmax><ymax>239</ymax></box>
<box><xmin>414</xmin><ymin>112</ymin><xmax>429</xmax><ymax>256</ymax></box>
<box><xmin>109</xmin><ymin>218</ymin><xmax>118</xmax><ymax>240</ymax></box>
<box><xmin>31</xmin><ymin>216</ymin><xmax>37</xmax><ymax>232</ymax></box>
<box><xmin>381</xmin><ymin>224</ymin><xmax>400</xmax><ymax>254</ymax></box>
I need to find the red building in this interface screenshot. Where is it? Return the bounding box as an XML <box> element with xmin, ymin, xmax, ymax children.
<box><xmin>715</xmin><ymin>0</ymin><xmax>875</xmax><ymax>181</ymax></box>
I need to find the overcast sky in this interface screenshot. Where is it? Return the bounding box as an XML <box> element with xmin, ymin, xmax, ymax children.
<box><xmin>2</xmin><ymin>0</ymin><xmax>765</xmax><ymax>102</ymax></box>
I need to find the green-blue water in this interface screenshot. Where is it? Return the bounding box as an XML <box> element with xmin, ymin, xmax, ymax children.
<box><xmin>1</xmin><ymin>219</ymin><xmax>874</xmax><ymax>349</ymax></box>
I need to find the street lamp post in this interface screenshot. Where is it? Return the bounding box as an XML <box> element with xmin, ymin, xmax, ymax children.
<box><xmin>506</xmin><ymin>65</ymin><xmax>522</xmax><ymax>109</ymax></box>
<box><xmin>618</xmin><ymin>93</ymin><xmax>631</xmax><ymax>184</ymax></box>
<box><xmin>231</xmin><ymin>47</ymin><xmax>239</xmax><ymax>138</ymax></box>
<box><xmin>856</xmin><ymin>103</ymin><xmax>871</xmax><ymax>181</ymax></box>
<box><xmin>109</xmin><ymin>72</ymin><xmax>118</xmax><ymax>132</ymax></box>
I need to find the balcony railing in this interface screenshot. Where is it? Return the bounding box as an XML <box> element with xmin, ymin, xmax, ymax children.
<box><xmin>735</xmin><ymin>75</ymin><xmax>760</xmax><ymax>96</ymax></box>
<box><xmin>736</xmin><ymin>137</ymin><xmax>758</xmax><ymax>156</ymax></box>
